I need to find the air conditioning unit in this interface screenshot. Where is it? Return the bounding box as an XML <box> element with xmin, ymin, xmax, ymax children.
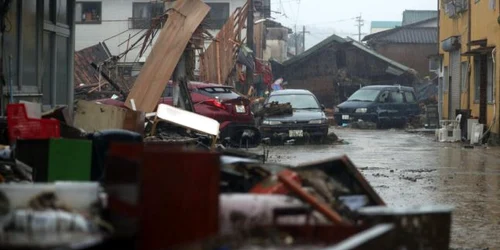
<box><xmin>444</xmin><ymin>0</ymin><xmax>468</xmax><ymax>18</ymax></box>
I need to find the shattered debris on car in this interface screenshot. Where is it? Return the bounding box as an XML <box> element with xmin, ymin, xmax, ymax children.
<box><xmin>256</xmin><ymin>89</ymin><xmax>329</xmax><ymax>145</ymax></box>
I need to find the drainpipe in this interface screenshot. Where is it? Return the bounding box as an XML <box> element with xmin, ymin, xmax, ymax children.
<box><xmin>467</xmin><ymin>0</ymin><xmax>472</xmax><ymax>111</ymax></box>
<box><xmin>67</xmin><ymin>0</ymin><xmax>75</xmax><ymax>117</ymax></box>
<box><xmin>437</xmin><ymin>0</ymin><xmax>442</xmax><ymax>119</ymax></box>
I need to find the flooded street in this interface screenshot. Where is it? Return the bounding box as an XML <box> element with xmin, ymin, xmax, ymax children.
<box><xmin>262</xmin><ymin>129</ymin><xmax>500</xmax><ymax>249</ymax></box>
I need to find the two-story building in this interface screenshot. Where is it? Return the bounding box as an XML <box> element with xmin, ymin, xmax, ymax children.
<box><xmin>74</xmin><ymin>0</ymin><xmax>274</xmax><ymax>80</ymax></box>
<box><xmin>439</xmin><ymin>0</ymin><xmax>500</xmax><ymax>141</ymax></box>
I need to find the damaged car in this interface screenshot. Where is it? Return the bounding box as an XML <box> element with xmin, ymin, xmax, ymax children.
<box><xmin>97</xmin><ymin>81</ymin><xmax>261</xmax><ymax>148</ymax></box>
<box><xmin>334</xmin><ymin>85</ymin><xmax>420</xmax><ymax>128</ymax></box>
<box><xmin>257</xmin><ymin>89</ymin><xmax>329</xmax><ymax>144</ymax></box>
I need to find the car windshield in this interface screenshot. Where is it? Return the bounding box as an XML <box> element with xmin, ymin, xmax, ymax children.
<box><xmin>268</xmin><ymin>94</ymin><xmax>320</xmax><ymax>109</ymax></box>
<box><xmin>347</xmin><ymin>89</ymin><xmax>381</xmax><ymax>102</ymax></box>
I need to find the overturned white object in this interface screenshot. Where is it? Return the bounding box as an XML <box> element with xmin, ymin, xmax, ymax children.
<box><xmin>156</xmin><ymin>103</ymin><xmax>220</xmax><ymax>137</ymax></box>
<box><xmin>470</xmin><ymin>123</ymin><xmax>484</xmax><ymax>145</ymax></box>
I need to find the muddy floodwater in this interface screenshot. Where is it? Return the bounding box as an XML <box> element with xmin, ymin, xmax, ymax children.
<box><xmin>258</xmin><ymin>128</ymin><xmax>500</xmax><ymax>249</ymax></box>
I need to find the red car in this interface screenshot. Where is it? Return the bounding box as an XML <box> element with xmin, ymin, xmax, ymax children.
<box><xmin>97</xmin><ymin>81</ymin><xmax>261</xmax><ymax>148</ymax></box>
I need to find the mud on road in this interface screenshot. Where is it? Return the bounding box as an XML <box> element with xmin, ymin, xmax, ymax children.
<box><xmin>258</xmin><ymin>128</ymin><xmax>500</xmax><ymax>249</ymax></box>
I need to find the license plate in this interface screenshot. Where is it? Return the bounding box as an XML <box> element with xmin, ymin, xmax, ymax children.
<box><xmin>342</xmin><ymin>115</ymin><xmax>350</xmax><ymax>120</ymax></box>
<box><xmin>235</xmin><ymin>105</ymin><xmax>246</xmax><ymax>113</ymax></box>
<box><xmin>289</xmin><ymin>130</ymin><xmax>303</xmax><ymax>137</ymax></box>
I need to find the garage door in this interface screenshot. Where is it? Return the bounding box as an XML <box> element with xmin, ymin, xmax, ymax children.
<box><xmin>449</xmin><ymin>50</ymin><xmax>461</xmax><ymax>118</ymax></box>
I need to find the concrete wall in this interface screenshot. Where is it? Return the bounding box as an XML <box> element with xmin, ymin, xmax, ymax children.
<box><xmin>372</xmin><ymin>43</ymin><xmax>437</xmax><ymax>77</ymax></box>
<box><xmin>439</xmin><ymin>0</ymin><xmax>500</xmax><ymax>135</ymax></box>
<box><xmin>1</xmin><ymin>0</ymin><xmax>75</xmax><ymax>110</ymax></box>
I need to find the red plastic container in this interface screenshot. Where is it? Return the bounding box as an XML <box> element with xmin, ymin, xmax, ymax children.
<box><xmin>7</xmin><ymin>104</ymin><xmax>60</xmax><ymax>143</ymax></box>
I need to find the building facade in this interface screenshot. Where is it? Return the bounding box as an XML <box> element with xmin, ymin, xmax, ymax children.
<box><xmin>75</xmin><ymin>0</ymin><xmax>167</xmax><ymax>63</ymax></box>
<box><xmin>364</xmin><ymin>17</ymin><xmax>438</xmax><ymax>78</ymax></box>
<box><xmin>279</xmin><ymin>35</ymin><xmax>417</xmax><ymax>108</ymax></box>
<box><xmin>1</xmin><ymin>0</ymin><xmax>76</xmax><ymax>112</ymax></box>
<box><xmin>439</xmin><ymin>0</ymin><xmax>500</xmax><ymax>139</ymax></box>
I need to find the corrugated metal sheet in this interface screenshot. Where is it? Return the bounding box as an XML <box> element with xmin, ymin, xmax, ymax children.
<box><xmin>74</xmin><ymin>43</ymin><xmax>111</xmax><ymax>86</ymax></box>
<box><xmin>376</xmin><ymin>27</ymin><xmax>437</xmax><ymax>44</ymax></box>
<box><xmin>402</xmin><ymin>10</ymin><xmax>438</xmax><ymax>26</ymax></box>
<box><xmin>345</xmin><ymin>38</ymin><xmax>411</xmax><ymax>72</ymax></box>
<box><xmin>282</xmin><ymin>34</ymin><xmax>345</xmax><ymax>66</ymax></box>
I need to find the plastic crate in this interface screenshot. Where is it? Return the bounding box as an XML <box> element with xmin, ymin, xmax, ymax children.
<box><xmin>7</xmin><ymin>104</ymin><xmax>60</xmax><ymax>143</ymax></box>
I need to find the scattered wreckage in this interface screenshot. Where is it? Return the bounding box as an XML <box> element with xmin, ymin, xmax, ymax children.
<box><xmin>0</xmin><ymin>0</ymin><xmax>455</xmax><ymax>248</ymax></box>
<box><xmin>0</xmin><ymin>101</ymin><xmax>454</xmax><ymax>250</ymax></box>
<box><xmin>98</xmin><ymin>81</ymin><xmax>262</xmax><ymax>148</ymax></box>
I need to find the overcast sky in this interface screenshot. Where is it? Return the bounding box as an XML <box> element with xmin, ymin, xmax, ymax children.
<box><xmin>270</xmin><ymin>0</ymin><xmax>438</xmax><ymax>49</ymax></box>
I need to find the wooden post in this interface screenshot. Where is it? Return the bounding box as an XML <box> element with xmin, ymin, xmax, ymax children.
<box><xmin>216</xmin><ymin>40</ymin><xmax>222</xmax><ymax>84</ymax></box>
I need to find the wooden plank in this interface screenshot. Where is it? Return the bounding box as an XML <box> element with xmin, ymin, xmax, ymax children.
<box><xmin>125</xmin><ymin>0</ymin><xmax>210</xmax><ymax>112</ymax></box>
<box><xmin>200</xmin><ymin>3</ymin><xmax>248</xmax><ymax>84</ymax></box>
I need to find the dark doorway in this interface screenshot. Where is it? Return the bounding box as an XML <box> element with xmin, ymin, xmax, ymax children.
<box><xmin>479</xmin><ymin>55</ymin><xmax>487</xmax><ymax>125</ymax></box>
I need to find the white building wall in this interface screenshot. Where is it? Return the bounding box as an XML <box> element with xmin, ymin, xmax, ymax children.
<box><xmin>75</xmin><ymin>0</ymin><xmax>163</xmax><ymax>63</ymax></box>
<box><xmin>264</xmin><ymin>40</ymin><xmax>287</xmax><ymax>63</ymax></box>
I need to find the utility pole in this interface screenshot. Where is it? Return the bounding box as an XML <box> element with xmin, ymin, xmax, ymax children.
<box><xmin>355</xmin><ymin>14</ymin><xmax>364</xmax><ymax>42</ymax></box>
<box><xmin>245</xmin><ymin>0</ymin><xmax>254</xmax><ymax>87</ymax></box>
<box><xmin>294</xmin><ymin>24</ymin><xmax>298</xmax><ymax>56</ymax></box>
<box><xmin>302</xmin><ymin>25</ymin><xmax>306</xmax><ymax>53</ymax></box>
<box><xmin>301</xmin><ymin>25</ymin><xmax>310</xmax><ymax>53</ymax></box>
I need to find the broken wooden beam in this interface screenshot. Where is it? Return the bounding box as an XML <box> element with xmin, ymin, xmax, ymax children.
<box><xmin>90</xmin><ymin>63</ymin><xmax>127</xmax><ymax>97</ymax></box>
<box><xmin>125</xmin><ymin>0</ymin><xmax>210</xmax><ymax>112</ymax></box>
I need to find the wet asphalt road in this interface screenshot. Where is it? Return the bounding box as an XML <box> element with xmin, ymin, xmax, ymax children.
<box><xmin>258</xmin><ymin>128</ymin><xmax>500</xmax><ymax>249</ymax></box>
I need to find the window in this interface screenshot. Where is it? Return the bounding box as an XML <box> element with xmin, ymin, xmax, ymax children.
<box><xmin>197</xmin><ymin>87</ymin><xmax>239</xmax><ymax>100</ymax></box>
<box><xmin>404</xmin><ymin>92</ymin><xmax>416</xmax><ymax>103</ymax></box>
<box><xmin>473</xmin><ymin>57</ymin><xmax>495</xmax><ymax>103</ymax></box>
<box><xmin>75</xmin><ymin>2</ymin><xmax>102</xmax><ymax>24</ymax></box>
<box><xmin>205</xmin><ymin>3</ymin><xmax>230</xmax><ymax>29</ymax></box>
<box><xmin>390</xmin><ymin>91</ymin><xmax>405</xmax><ymax>103</ymax></box>
<box><xmin>131</xmin><ymin>2</ymin><xmax>165</xmax><ymax>29</ymax></box>
<box><xmin>487</xmin><ymin>56</ymin><xmax>495</xmax><ymax>103</ymax></box>
<box><xmin>348</xmin><ymin>89</ymin><xmax>381</xmax><ymax>102</ymax></box>
<box><xmin>461</xmin><ymin>61</ymin><xmax>468</xmax><ymax>92</ymax></box>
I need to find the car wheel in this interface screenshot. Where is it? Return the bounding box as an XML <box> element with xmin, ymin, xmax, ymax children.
<box><xmin>376</xmin><ymin>118</ymin><xmax>384</xmax><ymax>129</ymax></box>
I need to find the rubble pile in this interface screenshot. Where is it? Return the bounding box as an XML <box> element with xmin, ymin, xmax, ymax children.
<box><xmin>0</xmin><ymin>0</ymin><xmax>455</xmax><ymax>248</ymax></box>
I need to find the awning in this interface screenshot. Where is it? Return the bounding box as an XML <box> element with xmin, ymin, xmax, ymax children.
<box><xmin>462</xmin><ymin>46</ymin><xmax>495</xmax><ymax>56</ymax></box>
